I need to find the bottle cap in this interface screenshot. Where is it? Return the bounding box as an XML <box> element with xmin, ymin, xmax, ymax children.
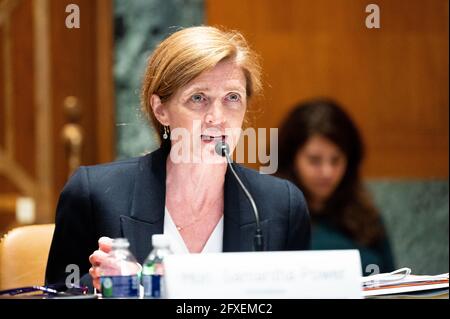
<box><xmin>152</xmin><ymin>234</ymin><xmax>170</xmax><ymax>248</ymax></box>
<box><xmin>112</xmin><ymin>238</ymin><xmax>130</xmax><ymax>249</ymax></box>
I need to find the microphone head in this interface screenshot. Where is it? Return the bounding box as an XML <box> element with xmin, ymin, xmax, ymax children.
<box><xmin>215</xmin><ymin>141</ymin><xmax>229</xmax><ymax>157</ymax></box>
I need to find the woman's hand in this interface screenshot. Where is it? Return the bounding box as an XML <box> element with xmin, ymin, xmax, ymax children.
<box><xmin>88</xmin><ymin>237</ymin><xmax>112</xmax><ymax>291</ymax></box>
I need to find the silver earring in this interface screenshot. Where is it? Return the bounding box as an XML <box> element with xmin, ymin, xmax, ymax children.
<box><xmin>163</xmin><ymin>126</ymin><xmax>169</xmax><ymax>140</ymax></box>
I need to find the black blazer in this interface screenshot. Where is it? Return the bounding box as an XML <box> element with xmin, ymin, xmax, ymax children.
<box><xmin>45</xmin><ymin>146</ymin><xmax>310</xmax><ymax>289</ymax></box>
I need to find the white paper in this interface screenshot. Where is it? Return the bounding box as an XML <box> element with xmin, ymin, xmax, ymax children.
<box><xmin>363</xmin><ymin>283</ymin><xmax>449</xmax><ymax>297</ymax></box>
<box><xmin>363</xmin><ymin>269</ymin><xmax>449</xmax><ymax>288</ymax></box>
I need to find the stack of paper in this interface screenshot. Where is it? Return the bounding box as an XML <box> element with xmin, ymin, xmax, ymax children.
<box><xmin>362</xmin><ymin>268</ymin><xmax>449</xmax><ymax>298</ymax></box>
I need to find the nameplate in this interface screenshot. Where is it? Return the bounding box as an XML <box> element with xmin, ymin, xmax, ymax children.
<box><xmin>164</xmin><ymin>250</ymin><xmax>362</xmax><ymax>299</ymax></box>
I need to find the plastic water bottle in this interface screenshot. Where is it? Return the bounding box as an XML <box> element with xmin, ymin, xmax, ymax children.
<box><xmin>142</xmin><ymin>234</ymin><xmax>172</xmax><ymax>298</ymax></box>
<box><xmin>99</xmin><ymin>238</ymin><xmax>141</xmax><ymax>298</ymax></box>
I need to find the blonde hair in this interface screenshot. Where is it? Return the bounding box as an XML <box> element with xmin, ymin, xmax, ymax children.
<box><xmin>140</xmin><ymin>26</ymin><xmax>262</xmax><ymax>139</ymax></box>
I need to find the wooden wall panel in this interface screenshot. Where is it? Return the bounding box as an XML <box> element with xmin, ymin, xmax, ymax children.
<box><xmin>11</xmin><ymin>0</ymin><xmax>36</xmax><ymax>178</ymax></box>
<box><xmin>50</xmin><ymin>0</ymin><xmax>97</xmax><ymax>195</ymax></box>
<box><xmin>206</xmin><ymin>0</ymin><xmax>449</xmax><ymax>178</ymax></box>
<box><xmin>0</xmin><ymin>175</ymin><xmax>18</xmax><ymax>193</ymax></box>
<box><xmin>0</xmin><ymin>25</ymin><xmax>4</xmax><ymax>149</ymax></box>
<box><xmin>49</xmin><ymin>0</ymin><xmax>115</xmax><ymax>196</ymax></box>
<box><xmin>0</xmin><ymin>0</ymin><xmax>114</xmax><ymax>233</ymax></box>
<box><xmin>0</xmin><ymin>0</ymin><xmax>37</xmax><ymax>232</ymax></box>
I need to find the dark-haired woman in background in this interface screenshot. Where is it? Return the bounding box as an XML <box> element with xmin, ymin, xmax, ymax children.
<box><xmin>276</xmin><ymin>98</ymin><xmax>395</xmax><ymax>275</ymax></box>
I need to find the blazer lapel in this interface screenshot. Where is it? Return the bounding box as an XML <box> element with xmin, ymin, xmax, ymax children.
<box><xmin>120</xmin><ymin>146</ymin><xmax>168</xmax><ymax>263</ymax></box>
<box><xmin>223</xmin><ymin>166</ymin><xmax>241</xmax><ymax>252</ymax></box>
<box><xmin>120</xmin><ymin>145</ymin><xmax>269</xmax><ymax>259</ymax></box>
<box><xmin>223</xmin><ymin>163</ymin><xmax>270</xmax><ymax>252</ymax></box>
<box><xmin>120</xmin><ymin>215</ymin><xmax>162</xmax><ymax>263</ymax></box>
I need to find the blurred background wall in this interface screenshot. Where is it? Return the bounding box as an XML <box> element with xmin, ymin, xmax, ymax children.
<box><xmin>205</xmin><ymin>0</ymin><xmax>449</xmax><ymax>275</ymax></box>
<box><xmin>0</xmin><ymin>0</ymin><xmax>114</xmax><ymax>229</ymax></box>
<box><xmin>114</xmin><ymin>0</ymin><xmax>203</xmax><ymax>159</ymax></box>
<box><xmin>0</xmin><ymin>0</ymin><xmax>448</xmax><ymax>275</ymax></box>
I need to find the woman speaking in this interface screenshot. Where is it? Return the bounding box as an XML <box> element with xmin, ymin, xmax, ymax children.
<box><xmin>45</xmin><ymin>26</ymin><xmax>311</xmax><ymax>291</ymax></box>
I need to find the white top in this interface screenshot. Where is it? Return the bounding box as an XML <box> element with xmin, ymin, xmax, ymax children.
<box><xmin>164</xmin><ymin>207</ymin><xmax>224</xmax><ymax>254</ymax></box>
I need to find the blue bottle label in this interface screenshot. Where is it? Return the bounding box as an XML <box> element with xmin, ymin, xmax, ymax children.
<box><xmin>100</xmin><ymin>275</ymin><xmax>139</xmax><ymax>298</ymax></box>
<box><xmin>152</xmin><ymin>274</ymin><xmax>161</xmax><ymax>298</ymax></box>
<box><xmin>143</xmin><ymin>274</ymin><xmax>165</xmax><ymax>298</ymax></box>
<box><xmin>142</xmin><ymin>274</ymin><xmax>152</xmax><ymax>297</ymax></box>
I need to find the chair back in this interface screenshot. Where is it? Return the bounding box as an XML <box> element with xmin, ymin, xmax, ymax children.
<box><xmin>0</xmin><ymin>224</ymin><xmax>55</xmax><ymax>290</ymax></box>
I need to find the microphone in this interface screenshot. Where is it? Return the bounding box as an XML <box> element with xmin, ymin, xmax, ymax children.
<box><xmin>215</xmin><ymin>141</ymin><xmax>264</xmax><ymax>251</ymax></box>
